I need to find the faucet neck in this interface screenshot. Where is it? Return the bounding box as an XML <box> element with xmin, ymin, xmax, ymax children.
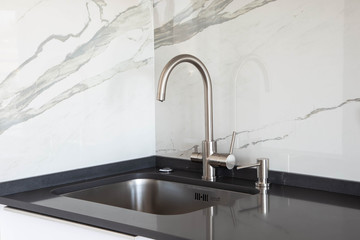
<box><xmin>157</xmin><ymin>54</ymin><xmax>214</xmax><ymax>142</ymax></box>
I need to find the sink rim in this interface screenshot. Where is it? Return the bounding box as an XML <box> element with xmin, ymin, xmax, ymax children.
<box><xmin>51</xmin><ymin>171</ymin><xmax>259</xmax><ymax>196</ymax></box>
<box><xmin>51</xmin><ymin>172</ymin><xmax>259</xmax><ymax>216</ymax></box>
<box><xmin>60</xmin><ymin>178</ymin><xmax>219</xmax><ymax>215</ymax></box>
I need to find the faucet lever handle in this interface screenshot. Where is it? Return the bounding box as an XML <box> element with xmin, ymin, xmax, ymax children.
<box><xmin>229</xmin><ymin>131</ymin><xmax>236</xmax><ymax>154</ymax></box>
<box><xmin>209</xmin><ymin>131</ymin><xmax>236</xmax><ymax>169</ymax></box>
<box><xmin>192</xmin><ymin>131</ymin><xmax>238</xmax><ymax>169</ymax></box>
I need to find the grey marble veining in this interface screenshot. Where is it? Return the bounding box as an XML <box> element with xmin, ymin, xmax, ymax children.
<box><xmin>0</xmin><ymin>1</ymin><xmax>152</xmax><ymax>135</ymax></box>
<box><xmin>157</xmin><ymin>144</ymin><xmax>198</xmax><ymax>157</ymax></box>
<box><xmin>217</xmin><ymin>97</ymin><xmax>360</xmax><ymax>149</ymax></box>
<box><xmin>0</xmin><ymin>55</ymin><xmax>152</xmax><ymax>135</ymax></box>
<box><xmin>155</xmin><ymin>0</ymin><xmax>360</xmax><ymax>180</ymax></box>
<box><xmin>158</xmin><ymin>97</ymin><xmax>360</xmax><ymax>155</ymax></box>
<box><xmin>238</xmin><ymin>134</ymin><xmax>289</xmax><ymax>149</ymax></box>
<box><xmin>0</xmin><ymin>0</ymin><xmax>156</xmax><ymax>182</ymax></box>
<box><xmin>295</xmin><ymin>98</ymin><xmax>360</xmax><ymax>121</ymax></box>
<box><xmin>154</xmin><ymin>0</ymin><xmax>277</xmax><ymax>49</ymax></box>
<box><xmin>16</xmin><ymin>0</ymin><xmax>48</xmax><ymax>22</ymax></box>
<box><xmin>91</xmin><ymin>0</ymin><xmax>109</xmax><ymax>23</ymax></box>
<box><xmin>1</xmin><ymin>3</ymin><xmax>92</xmax><ymax>100</ymax></box>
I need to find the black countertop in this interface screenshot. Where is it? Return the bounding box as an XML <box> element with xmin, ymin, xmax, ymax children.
<box><xmin>1</xmin><ymin>157</ymin><xmax>360</xmax><ymax>240</ymax></box>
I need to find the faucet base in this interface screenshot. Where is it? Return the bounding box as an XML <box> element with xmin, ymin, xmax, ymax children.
<box><xmin>255</xmin><ymin>182</ymin><xmax>270</xmax><ymax>190</ymax></box>
<box><xmin>202</xmin><ymin>169</ymin><xmax>216</xmax><ymax>182</ymax></box>
<box><xmin>202</xmin><ymin>140</ymin><xmax>217</xmax><ymax>182</ymax></box>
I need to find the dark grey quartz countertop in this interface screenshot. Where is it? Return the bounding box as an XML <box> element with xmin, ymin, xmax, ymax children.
<box><xmin>1</xmin><ymin>158</ymin><xmax>360</xmax><ymax>240</ymax></box>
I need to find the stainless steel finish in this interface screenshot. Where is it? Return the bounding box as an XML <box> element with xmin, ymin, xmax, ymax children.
<box><xmin>206</xmin><ymin>132</ymin><xmax>236</xmax><ymax>170</ymax></box>
<box><xmin>229</xmin><ymin>131</ymin><xmax>236</xmax><ymax>154</ymax></box>
<box><xmin>205</xmin><ymin>206</ymin><xmax>215</xmax><ymax>240</ymax></box>
<box><xmin>157</xmin><ymin>54</ymin><xmax>227</xmax><ymax>181</ymax></box>
<box><xmin>190</xmin><ymin>152</ymin><xmax>202</xmax><ymax>162</ymax></box>
<box><xmin>258</xmin><ymin>188</ymin><xmax>269</xmax><ymax>215</ymax></box>
<box><xmin>62</xmin><ymin>178</ymin><xmax>252</xmax><ymax>215</ymax></box>
<box><xmin>157</xmin><ymin>54</ymin><xmax>214</xmax><ymax>142</ymax></box>
<box><xmin>236</xmin><ymin>163</ymin><xmax>260</xmax><ymax>170</ymax></box>
<box><xmin>237</xmin><ymin>158</ymin><xmax>270</xmax><ymax>190</ymax></box>
<box><xmin>208</xmin><ymin>153</ymin><xmax>236</xmax><ymax>170</ymax></box>
<box><xmin>255</xmin><ymin>158</ymin><xmax>270</xmax><ymax>189</ymax></box>
<box><xmin>157</xmin><ymin>54</ymin><xmax>265</xmax><ymax>182</ymax></box>
<box><xmin>190</xmin><ymin>144</ymin><xmax>202</xmax><ymax>161</ymax></box>
<box><xmin>194</xmin><ymin>144</ymin><xmax>199</xmax><ymax>153</ymax></box>
<box><xmin>202</xmin><ymin>140</ymin><xmax>217</xmax><ymax>181</ymax></box>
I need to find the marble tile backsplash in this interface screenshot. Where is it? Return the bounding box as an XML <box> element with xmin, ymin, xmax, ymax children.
<box><xmin>0</xmin><ymin>0</ymin><xmax>155</xmax><ymax>182</ymax></box>
<box><xmin>154</xmin><ymin>0</ymin><xmax>360</xmax><ymax>181</ymax></box>
<box><xmin>1</xmin><ymin>0</ymin><xmax>359</xmax><ymax>183</ymax></box>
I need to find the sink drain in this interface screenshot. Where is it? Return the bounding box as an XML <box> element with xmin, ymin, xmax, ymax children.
<box><xmin>158</xmin><ymin>167</ymin><xmax>173</xmax><ymax>173</ymax></box>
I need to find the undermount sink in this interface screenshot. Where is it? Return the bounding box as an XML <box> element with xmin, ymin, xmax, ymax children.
<box><xmin>57</xmin><ymin>176</ymin><xmax>255</xmax><ymax>215</ymax></box>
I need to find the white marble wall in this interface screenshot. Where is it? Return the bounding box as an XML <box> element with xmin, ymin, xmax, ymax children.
<box><xmin>154</xmin><ymin>0</ymin><xmax>360</xmax><ymax>182</ymax></box>
<box><xmin>0</xmin><ymin>0</ymin><xmax>155</xmax><ymax>182</ymax></box>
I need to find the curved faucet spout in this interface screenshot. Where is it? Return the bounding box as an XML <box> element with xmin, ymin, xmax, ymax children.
<box><xmin>157</xmin><ymin>54</ymin><xmax>268</xmax><ymax>183</ymax></box>
<box><xmin>156</xmin><ymin>54</ymin><xmax>214</xmax><ymax>142</ymax></box>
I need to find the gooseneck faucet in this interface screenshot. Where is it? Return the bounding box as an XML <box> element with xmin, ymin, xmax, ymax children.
<box><xmin>157</xmin><ymin>54</ymin><xmax>214</xmax><ymax>143</ymax></box>
<box><xmin>157</xmin><ymin>54</ymin><xmax>217</xmax><ymax>181</ymax></box>
<box><xmin>157</xmin><ymin>54</ymin><xmax>269</xmax><ymax>188</ymax></box>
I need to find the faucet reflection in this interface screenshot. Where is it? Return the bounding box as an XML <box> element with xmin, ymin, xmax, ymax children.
<box><xmin>258</xmin><ymin>188</ymin><xmax>269</xmax><ymax>215</ymax></box>
<box><xmin>204</xmin><ymin>189</ymin><xmax>269</xmax><ymax>240</ymax></box>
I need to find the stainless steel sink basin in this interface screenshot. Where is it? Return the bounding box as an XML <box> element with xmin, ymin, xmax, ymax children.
<box><xmin>61</xmin><ymin>178</ymin><xmax>253</xmax><ymax>215</ymax></box>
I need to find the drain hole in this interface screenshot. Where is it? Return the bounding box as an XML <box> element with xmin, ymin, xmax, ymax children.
<box><xmin>195</xmin><ymin>192</ymin><xmax>208</xmax><ymax>202</ymax></box>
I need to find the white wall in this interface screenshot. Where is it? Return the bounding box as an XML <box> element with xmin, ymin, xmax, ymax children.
<box><xmin>0</xmin><ymin>0</ymin><xmax>155</xmax><ymax>182</ymax></box>
<box><xmin>154</xmin><ymin>0</ymin><xmax>360</xmax><ymax>182</ymax></box>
